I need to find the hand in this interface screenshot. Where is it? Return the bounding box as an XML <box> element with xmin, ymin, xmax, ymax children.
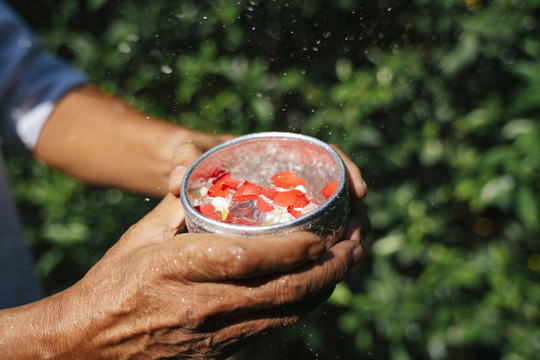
<box><xmin>42</xmin><ymin>194</ymin><xmax>362</xmax><ymax>359</ymax></box>
<box><xmin>46</xmin><ymin>141</ymin><xmax>367</xmax><ymax>360</ymax></box>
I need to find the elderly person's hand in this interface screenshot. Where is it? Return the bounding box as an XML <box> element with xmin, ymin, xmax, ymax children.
<box><xmin>22</xmin><ymin>198</ymin><xmax>365</xmax><ymax>359</ymax></box>
<box><xmin>32</xmin><ymin>192</ymin><xmax>352</xmax><ymax>360</ymax></box>
<box><xmin>0</xmin><ymin>140</ymin><xmax>368</xmax><ymax>360</ymax></box>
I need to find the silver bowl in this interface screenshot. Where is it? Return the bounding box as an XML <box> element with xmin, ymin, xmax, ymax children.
<box><xmin>180</xmin><ymin>132</ymin><xmax>351</xmax><ymax>248</ymax></box>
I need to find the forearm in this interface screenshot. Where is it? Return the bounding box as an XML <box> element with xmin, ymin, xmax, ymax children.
<box><xmin>0</xmin><ymin>294</ymin><xmax>70</xmax><ymax>359</ymax></box>
<box><xmin>33</xmin><ymin>85</ymin><xmax>222</xmax><ymax>197</ymax></box>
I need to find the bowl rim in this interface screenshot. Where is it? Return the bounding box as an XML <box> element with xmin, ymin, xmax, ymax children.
<box><xmin>180</xmin><ymin>131</ymin><xmax>348</xmax><ymax>233</ymax></box>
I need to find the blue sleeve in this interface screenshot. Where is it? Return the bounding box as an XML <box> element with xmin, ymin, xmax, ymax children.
<box><xmin>0</xmin><ymin>1</ymin><xmax>88</xmax><ymax>149</ymax></box>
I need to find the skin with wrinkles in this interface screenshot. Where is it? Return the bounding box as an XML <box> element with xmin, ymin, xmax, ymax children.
<box><xmin>0</xmin><ymin>85</ymin><xmax>368</xmax><ymax>360</ymax></box>
<box><xmin>1</xmin><ymin>192</ymin><xmax>362</xmax><ymax>360</ymax></box>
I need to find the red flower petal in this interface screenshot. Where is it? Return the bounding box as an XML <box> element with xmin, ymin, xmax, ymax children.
<box><xmin>261</xmin><ymin>187</ymin><xmax>278</xmax><ymax>200</ymax></box>
<box><xmin>256</xmin><ymin>198</ymin><xmax>275</xmax><ymax>212</ymax></box>
<box><xmin>233</xmin><ymin>182</ymin><xmax>263</xmax><ymax>200</ymax></box>
<box><xmin>208</xmin><ymin>182</ymin><xmax>230</xmax><ymax>197</ymax></box>
<box><xmin>199</xmin><ymin>204</ymin><xmax>216</xmax><ymax>217</ymax></box>
<box><xmin>293</xmin><ymin>192</ymin><xmax>309</xmax><ymax>208</ymax></box>
<box><xmin>271</xmin><ymin>171</ymin><xmax>306</xmax><ymax>188</ymax></box>
<box><xmin>272</xmin><ymin>190</ymin><xmax>299</xmax><ymax>206</ymax></box>
<box><xmin>273</xmin><ymin>190</ymin><xmax>309</xmax><ymax>208</ymax></box>
<box><xmin>208</xmin><ymin>167</ymin><xmax>226</xmax><ymax>179</ymax></box>
<box><xmin>287</xmin><ymin>205</ymin><xmax>303</xmax><ymax>218</ymax></box>
<box><xmin>213</xmin><ymin>172</ymin><xmax>241</xmax><ymax>190</ymax></box>
<box><xmin>212</xmin><ymin>172</ymin><xmax>230</xmax><ymax>184</ymax></box>
<box><xmin>234</xmin><ymin>194</ymin><xmax>259</xmax><ymax>202</ymax></box>
<box><xmin>321</xmin><ymin>181</ymin><xmax>338</xmax><ymax>199</ymax></box>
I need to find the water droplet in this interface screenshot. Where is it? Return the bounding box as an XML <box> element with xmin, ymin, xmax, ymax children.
<box><xmin>118</xmin><ymin>42</ymin><xmax>131</xmax><ymax>54</ymax></box>
<box><xmin>161</xmin><ymin>65</ymin><xmax>173</xmax><ymax>74</ymax></box>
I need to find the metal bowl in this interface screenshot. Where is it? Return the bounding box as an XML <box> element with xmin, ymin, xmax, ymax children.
<box><xmin>180</xmin><ymin>132</ymin><xmax>350</xmax><ymax>248</ymax></box>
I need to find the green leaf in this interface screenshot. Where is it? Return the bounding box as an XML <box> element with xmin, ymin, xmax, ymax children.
<box><xmin>87</xmin><ymin>0</ymin><xmax>109</xmax><ymax>11</ymax></box>
<box><xmin>479</xmin><ymin>175</ymin><xmax>516</xmax><ymax>208</ymax></box>
<box><xmin>328</xmin><ymin>283</ymin><xmax>353</xmax><ymax>307</ymax></box>
<box><xmin>439</xmin><ymin>33</ymin><xmax>479</xmax><ymax>76</ymax></box>
<box><xmin>36</xmin><ymin>247</ymin><xmax>64</xmax><ymax>278</ymax></box>
<box><xmin>250</xmin><ymin>97</ymin><xmax>274</xmax><ymax>128</ymax></box>
<box><xmin>516</xmin><ymin>185</ymin><xmax>539</xmax><ymax>230</ymax></box>
<box><xmin>372</xmin><ymin>232</ymin><xmax>406</xmax><ymax>257</ymax></box>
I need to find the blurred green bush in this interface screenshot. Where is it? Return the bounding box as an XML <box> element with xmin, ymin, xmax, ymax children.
<box><xmin>5</xmin><ymin>0</ymin><xmax>540</xmax><ymax>359</ymax></box>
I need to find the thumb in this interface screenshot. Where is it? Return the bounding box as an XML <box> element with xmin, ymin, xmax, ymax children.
<box><xmin>129</xmin><ymin>141</ymin><xmax>202</xmax><ymax>246</ymax></box>
<box><xmin>169</xmin><ymin>142</ymin><xmax>204</xmax><ymax>196</ymax></box>
<box><xmin>119</xmin><ymin>193</ymin><xmax>186</xmax><ymax>248</ymax></box>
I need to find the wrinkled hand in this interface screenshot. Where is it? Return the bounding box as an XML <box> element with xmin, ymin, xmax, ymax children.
<box><xmin>56</xmin><ymin>204</ymin><xmax>364</xmax><ymax>359</ymax></box>
<box><xmin>52</xmin><ymin>141</ymin><xmax>368</xmax><ymax>360</ymax></box>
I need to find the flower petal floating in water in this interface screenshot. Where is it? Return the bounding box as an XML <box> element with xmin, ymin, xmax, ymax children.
<box><xmin>321</xmin><ymin>181</ymin><xmax>338</xmax><ymax>199</ymax></box>
<box><xmin>273</xmin><ymin>190</ymin><xmax>309</xmax><ymax>208</ymax></box>
<box><xmin>233</xmin><ymin>181</ymin><xmax>263</xmax><ymax>201</ymax></box>
<box><xmin>199</xmin><ymin>204</ymin><xmax>216</xmax><ymax>217</ymax></box>
<box><xmin>287</xmin><ymin>205</ymin><xmax>303</xmax><ymax>218</ymax></box>
<box><xmin>208</xmin><ymin>182</ymin><xmax>230</xmax><ymax>197</ymax></box>
<box><xmin>271</xmin><ymin>171</ymin><xmax>306</xmax><ymax>188</ymax></box>
<box><xmin>261</xmin><ymin>187</ymin><xmax>278</xmax><ymax>200</ymax></box>
<box><xmin>256</xmin><ymin>197</ymin><xmax>275</xmax><ymax>212</ymax></box>
<box><xmin>213</xmin><ymin>172</ymin><xmax>242</xmax><ymax>190</ymax></box>
<box><xmin>208</xmin><ymin>167</ymin><xmax>226</xmax><ymax>179</ymax></box>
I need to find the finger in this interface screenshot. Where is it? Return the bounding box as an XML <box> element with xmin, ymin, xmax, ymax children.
<box><xmin>344</xmin><ymin>214</ymin><xmax>362</xmax><ymax>244</ymax></box>
<box><xmin>169</xmin><ymin>142</ymin><xmax>204</xmax><ymax>195</ymax></box>
<box><xmin>191</xmin><ymin>133</ymin><xmax>236</xmax><ymax>152</ymax></box>
<box><xmin>122</xmin><ymin>193</ymin><xmax>186</xmax><ymax>247</ymax></box>
<box><xmin>218</xmin><ymin>239</ymin><xmax>361</xmax><ymax>312</ymax></box>
<box><xmin>253</xmin><ymin>239</ymin><xmax>362</xmax><ymax>305</ymax></box>
<box><xmin>184</xmin><ymin>240</ymin><xmax>361</xmax><ymax>327</ymax></box>
<box><xmin>343</xmin><ymin>201</ymin><xmax>371</xmax><ymax>244</ymax></box>
<box><xmin>167</xmin><ymin>231</ymin><xmax>325</xmax><ymax>281</ymax></box>
<box><xmin>329</xmin><ymin>144</ymin><xmax>367</xmax><ymax>200</ymax></box>
<box><xmin>195</xmin><ymin>289</ymin><xmax>334</xmax><ymax>353</ymax></box>
<box><xmin>154</xmin><ymin>290</ymin><xmax>332</xmax><ymax>360</ymax></box>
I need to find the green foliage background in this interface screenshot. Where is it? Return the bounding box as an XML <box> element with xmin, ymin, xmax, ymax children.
<box><xmin>4</xmin><ymin>0</ymin><xmax>540</xmax><ymax>358</ymax></box>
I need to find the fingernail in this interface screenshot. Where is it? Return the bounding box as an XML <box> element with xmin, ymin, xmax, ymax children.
<box><xmin>352</xmin><ymin>245</ymin><xmax>363</xmax><ymax>264</ymax></box>
<box><xmin>349</xmin><ymin>227</ymin><xmax>361</xmax><ymax>243</ymax></box>
<box><xmin>172</xmin><ymin>165</ymin><xmax>187</xmax><ymax>179</ymax></box>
